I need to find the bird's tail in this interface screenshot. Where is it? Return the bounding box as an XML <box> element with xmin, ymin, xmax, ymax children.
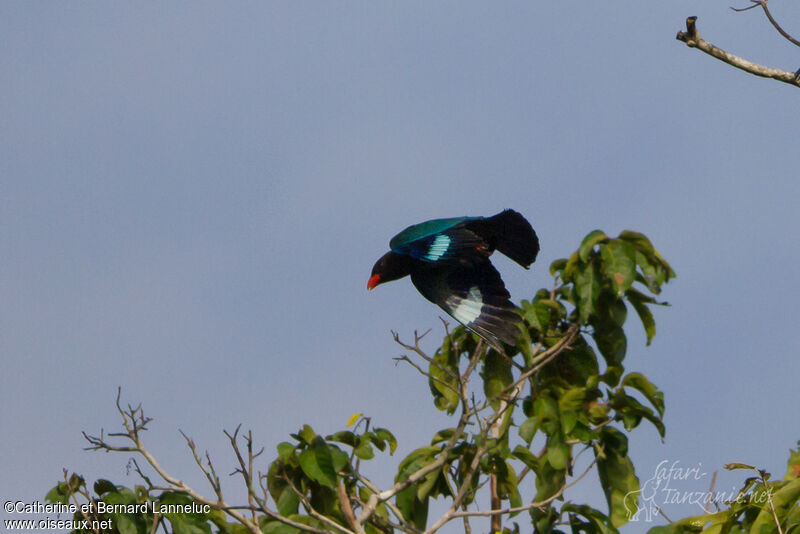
<box><xmin>485</xmin><ymin>209</ymin><xmax>540</xmax><ymax>268</ymax></box>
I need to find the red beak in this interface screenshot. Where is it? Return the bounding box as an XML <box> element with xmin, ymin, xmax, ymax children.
<box><xmin>367</xmin><ymin>274</ymin><xmax>381</xmax><ymax>290</ymax></box>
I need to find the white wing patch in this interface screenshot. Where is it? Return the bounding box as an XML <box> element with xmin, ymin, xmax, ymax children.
<box><xmin>424</xmin><ymin>234</ymin><xmax>451</xmax><ymax>261</ymax></box>
<box><xmin>448</xmin><ymin>286</ymin><xmax>483</xmax><ymax>325</ymax></box>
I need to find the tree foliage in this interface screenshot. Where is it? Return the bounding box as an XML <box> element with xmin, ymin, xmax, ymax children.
<box><xmin>46</xmin><ymin>229</ymin><xmax>799</xmax><ymax>533</ymax></box>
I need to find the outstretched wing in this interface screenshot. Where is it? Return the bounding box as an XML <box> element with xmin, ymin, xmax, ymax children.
<box><xmin>393</xmin><ymin>226</ymin><xmax>489</xmax><ymax>264</ymax></box>
<box><xmin>410</xmin><ymin>259</ymin><xmax>522</xmax><ymax>350</ymax></box>
<box><xmin>464</xmin><ymin>209</ymin><xmax>539</xmax><ymax>268</ymax></box>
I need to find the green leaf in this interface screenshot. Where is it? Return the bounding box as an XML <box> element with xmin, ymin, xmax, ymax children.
<box><xmin>613</xmin><ymin>393</ymin><xmax>665</xmax><ymax>437</ymax></box>
<box><xmin>294</xmin><ymin>425</ymin><xmax>316</xmax><ymax>445</ymax></box>
<box><xmin>750</xmin><ymin>478</ymin><xmax>800</xmax><ymax>534</ymax></box>
<box><xmin>563</xmin><ymin>251</ymin><xmax>580</xmax><ymax>282</ymax></box>
<box><xmin>93</xmin><ymin>479</ymin><xmax>117</xmax><ymax>496</ymax></box>
<box><xmin>622</xmin><ymin>372</ymin><xmax>665</xmax><ymax>417</ymax></box>
<box><xmin>495</xmin><ymin>460</ymin><xmax>522</xmax><ymax>514</ymax></box>
<box><xmin>395</xmin><ymin>486</ymin><xmax>429</xmax><ymax>530</ymax></box>
<box><xmin>626</xmin><ymin>289</ymin><xmax>656</xmax><ymax>345</ymax></box>
<box><xmin>298</xmin><ymin>437</ymin><xmax>337</xmax><ymax>489</ymax></box>
<box><xmin>397</xmin><ymin>446</ymin><xmax>440</xmax><ymax>477</ymax></box>
<box><xmin>277</xmin><ymin>442</ymin><xmax>295</xmax><ymax>461</ymax></box>
<box><xmin>533</xmin><ymin>396</ymin><xmax>560</xmax><ymax>434</ymax></box>
<box><xmin>550</xmin><ymin>258</ymin><xmax>567</xmax><ymax>276</ymax></box>
<box><xmin>159</xmin><ymin>493</ymin><xmax>212</xmax><ymax>534</ymax></box>
<box><xmin>558</xmin><ymin>387</ymin><xmax>586</xmax><ymax>413</ymax></box>
<box><xmin>546</xmin><ymin>435</ymin><xmax>569</xmax><ymax>470</ymax></box>
<box><xmin>635</xmin><ymin>251</ymin><xmax>661</xmax><ymax>294</ymax></box>
<box><xmin>416</xmin><ymin>466</ymin><xmax>442</xmax><ymax>500</ymax></box>
<box><xmin>602</xmin><ymin>365</ymin><xmax>624</xmax><ymax>388</ymax></box>
<box><xmin>576</xmin><ymin>262</ymin><xmax>601</xmax><ymax>323</ymax></box>
<box><xmin>483</xmin><ymin>350</ymin><xmax>513</xmax><ymax>408</ymax></box>
<box><xmin>512</xmin><ymin>445</ymin><xmax>538</xmax><ymax>470</ymax></box>
<box><xmin>618</xmin><ymin>230</ymin><xmax>655</xmax><ymax>256</ymax></box>
<box><xmin>166</xmin><ymin>516</ymin><xmax>211</xmax><ymax>534</ymax></box>
<box><xmin>103</xmin><ymin>489</ymin><xmax>142</xmax><ymax>534</ymax></box>
<box><xmin>591</xmin><ymin>296</ymin><xmax>628</xmax><ymax>368</ymax></box>
<box><xmin>373</xmin><ymin>428</ymin><xmax>397</xmax><ymax>454</ymax></box>
<box><xmin>594</xmin><ymin>326</ymin><xmax>627</xmax><ymax>367</ymax></box>
<box><xmin>724</xmin><ymin>463</ymin><xmax>757</xmax><ymax>471</ymax></box>
<box><xmin>262</xmin><ymin>516</ymin><xmax>326</xmax><ymax>534</ymax></box>
<box><xmin>601</xmin><ymin>239</ymin><xmax>636</xmax><ymax>295</ymax></box>
<box><xmin>45</xmin><ymin>483</ymin><xmax>69</xmax><ymax>505</ymax></box>
<box><xmin>533</xmin><ymin>454</ymin><xmax>566</xmax><ymax>502</ymax></box>
<box><xmin>326</xmin><ymin>431</ymin><xmax>356</xmax><ymax>447</ymax></box>
<box><xmin>431</xmin><ymin>428</ymin><xmax>457</xmax><ymax>445</ymax></box>
<box><xmin>537</xmin><ymin>298</ymin><xmax>567</xmax><ymax>321</ymax></box>
<box><xmin>562</xmin><ymin>503</ymin><xmax>618</xmax><ymax>534</ymax></box>
<box><xmin>261</xmin><ymin>519</ymin><xmax>300</xmax><ymax>534</ymax></box>
<box><xmin>561</xmin><ymin>410</ymin><xmax>578</xmax><ymax>434</ymax></box>
<box><xmin>785</xmin><ymin>442</ymin><xmax>800</xmax><ymax>480</ymax></box>
<box><xmin>568</xmin><ymin>422</ymin><xmax>600</xmax><ymax>443</ymax></box>
<box><xmin>354</xmin><ymin>439</ymin><xmax>375</xmax><ymax>460</ymax></box>
<box><xmin>580</xmin><ymin>230</ymin><xmax>609</xmax><ymax>262</ymax></box>
<box><xmin>329</xmin><ymin>445</ymin><xmax>349</xmax><ymax>473</ymax></box>
<box><xmin>429</xmin><ymin>338</ymin><xmax>460</xmax><ymax>414</ymax></box>
<box><xmin>276</xmin><ymin>487</ymin><xmax>300</xmax><ymax>517</ymax></box>
<box><xmin>522</xmin><ymin>299</ymin><xmax>549</xmax><ymax>332</ymax></box>
<box><xmin>543</xmin><ymin>337</ymin><xmax>599</xmax><ymax>385</ymax></box>
<box><xmin>519</xmin><ymin>417</ymin><xmax>538</xmax><ymax>445</ymax></box>
<box><xmin>596</xmin><ymin>428</ymin><xmax>639</xmax><ymax>528</ymax></box>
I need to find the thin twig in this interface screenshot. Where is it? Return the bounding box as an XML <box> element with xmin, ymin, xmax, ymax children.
<box><xmin>84</xmin><ymin>391</ymin><xmax>325</xmax><ymax>534</ymax></box>
<box><xmin>704</xmin><ymin>470</ymin><xmax>718</xmax><ymax>514</ymax></box>
<box><xmin>732</xmin><ymin>0</ymin><xmax>800</xmax><ymax>48</ymax></box>
<box><xmin>357</xmin><ymin>475</ymin><xmax>421</xmax><ymax>534</ymax></box>
<box><xmin>762</xmin><ymin>476</ymin><xmax>784</xmax><ymax>534</ymax></box>
<box><xmin>393</xmin><ymin>355</ymin><xmax>461</xmax><ymax>396</ymax></box>
<box><xmin>392</xmin><ymin>330</ymin><xmax>458</xmax><ymax>380</ymax></box>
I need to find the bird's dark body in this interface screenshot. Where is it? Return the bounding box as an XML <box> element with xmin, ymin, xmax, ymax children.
<box><xmin>369</xmin><ymin>210</ymin><xmax>539</xmax><ymax>351</ymax></box>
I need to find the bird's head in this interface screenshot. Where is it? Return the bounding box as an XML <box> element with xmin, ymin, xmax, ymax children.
<box><xmin>368</xmin><ymin>251</ymin><xmax>414</xmax><ymax>290</ymax></box>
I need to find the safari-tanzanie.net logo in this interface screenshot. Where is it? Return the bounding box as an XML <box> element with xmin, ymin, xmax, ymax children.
<box><xmin>624</xmin><ymin>460</ymin><xmax>773</xmax><ymax>522</ymax></box>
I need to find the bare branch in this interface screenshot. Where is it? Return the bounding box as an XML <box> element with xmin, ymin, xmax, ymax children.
<box><xmin>84</xmin><ymin>391</ymin><xmax>329</xmax><ymax>534</ymax></box>
<box><xmin>393</xmin><ymin>355</ymin><xmax>461</xmax><ymax>396</ymax></box>
<box><xmin>758</xmin><ymin>1</ymin><xmax>800</xmax><ymax>48</ymax></box>
<box><xmin>732</xmin><ymin>1</ymin><xmax>800</xmax><ymax>48</ymax></box>
<box><xmin>180</xmin><ymin>430</ymin><xmax>223</xmax><ymax>502</ymax></box>
<box><xmin>338</xmin><ymin>481</ymin><xmax>361</xmax><ymax>534</ymax></box>
<box><xmin>357</xmin><ymin>341</ymin><xmax>486</xmax><ymax>527</ymax></box>
<box><xmin>392</xmin><ymin>330</ymin><xmax>458</xmax><ymax>381</ymax></box>
<box><xmin>357</xmin><ymin>474</ymin><xmax>422</xmax><ymax>534</ymax></box>
<box><xmin>676</xmin><ymin>16</ymin><xmax>800</xmax><ymax>88</ymax></box>
<box><xmin>730</xmin><ymin>2</ymin><xmax>761</xmax><ymax>12</ymax></box>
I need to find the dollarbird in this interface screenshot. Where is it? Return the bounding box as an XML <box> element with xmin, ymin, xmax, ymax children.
<box><xmin>368</xmin><ymin>209</ymin><xmax>539</xmax><ymax>351</ymax></box>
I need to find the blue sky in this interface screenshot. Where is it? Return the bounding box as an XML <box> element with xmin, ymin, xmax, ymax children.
<box><xmin>2</xmin><ymin>2</ymin><xmax>799</xmax><ymax>532</ymax></box>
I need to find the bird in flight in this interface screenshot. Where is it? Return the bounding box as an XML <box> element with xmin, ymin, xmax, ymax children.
<box><xmin>368</xmin><ymin>209</ymin><xmax>539</xmax><ymax>352</ymax></box>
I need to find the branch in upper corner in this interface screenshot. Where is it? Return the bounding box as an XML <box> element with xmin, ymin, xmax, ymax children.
<box><xmin>676</xmin><ymin>16</ymin><xmax>800</xmax><ymax>88</ymax></box>
<box><xmin>731</xmin><ymin>0</ymin><xmax>800</xmax><ymax>49</ymax></box>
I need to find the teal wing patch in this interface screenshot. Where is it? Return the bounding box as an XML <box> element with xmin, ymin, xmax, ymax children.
<box><xmin>390</xmin><ymin>217</ymin><xmax>487</xmax><ymax>264</ymax></box>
